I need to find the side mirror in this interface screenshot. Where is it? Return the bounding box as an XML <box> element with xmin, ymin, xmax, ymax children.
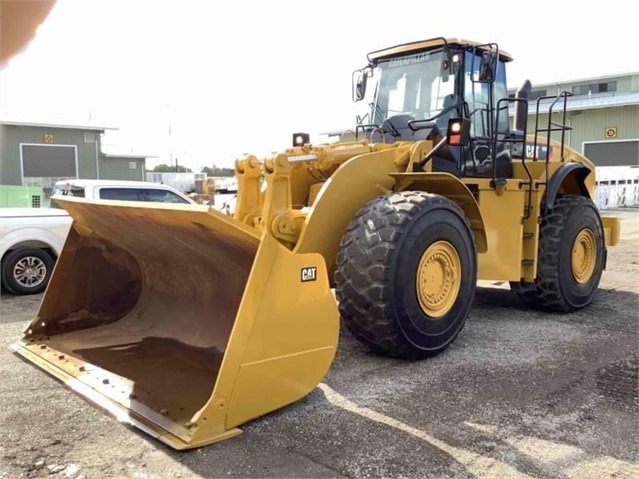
<box><xmin>478</xmin><ymin>50</ymin><xmax>497</xmax><ymax>83</ymax></box>
<box><xmin>352</xmin><ymin>67</ymin><xmax>371</xmax><ymax>102</ymax></box>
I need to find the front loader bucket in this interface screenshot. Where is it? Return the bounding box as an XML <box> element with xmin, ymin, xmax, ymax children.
<box><xmin>11</xmin><ymin>197</ymin><xmax>339</xmax><ymax>449</ymax></box>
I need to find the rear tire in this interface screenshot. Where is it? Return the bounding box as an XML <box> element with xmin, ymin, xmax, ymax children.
<box><xmin>1</xmin><ymin>248</ymin><xmax>55</xmax><ymax>295</ymax></box>
<box><xmin>518</xmin><ymin>195</ymin><xmax>605</xmax><ymax>311</ymax></box>
<box><xmin>334</xmin><ymin>191</ymin><xmax>477</xmax><ymax>359</ymax></box>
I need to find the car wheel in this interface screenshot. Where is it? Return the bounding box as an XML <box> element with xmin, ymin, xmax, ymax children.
<box><xmin>1</xmin><ymin>248</ymin><xmax>55</xmax><ymax>295</ymax></box>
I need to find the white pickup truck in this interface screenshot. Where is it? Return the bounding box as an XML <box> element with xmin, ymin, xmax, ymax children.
<box><xmin>0</xmin><ymin>179</ymin><xmax>195</xmax><ymax>295</ymax></box>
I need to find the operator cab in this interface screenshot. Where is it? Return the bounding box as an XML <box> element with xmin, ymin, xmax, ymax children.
<box><xmin>353</xmin><ymin>37</ymin><xmax>517</xmax><ymax>179</ymax></box>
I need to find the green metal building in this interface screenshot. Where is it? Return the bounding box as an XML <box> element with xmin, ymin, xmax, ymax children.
<box><xmin>508</xmin><ymin>72</ymin><xmax>639</xmax><ymax>167</ymax></box>
<box><xmin>0</xmin><ymin>120</ymin><xmax>150</xmax><ymax>196</ymax></box>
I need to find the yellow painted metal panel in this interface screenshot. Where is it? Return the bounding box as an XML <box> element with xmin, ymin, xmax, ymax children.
<box><xmin>601</xmin><ymin>215</ymin><xmax>621</xmax><ymax>246</ymax></box>
<box><xmin>295</xmin><ymin>148</ymin><xmax>401</xmax><ymax>270</ymax></box>
<box><xmin>476</xmin><ymin>186</ymin><xmax>525</xmax><ymax>281</ymax></box>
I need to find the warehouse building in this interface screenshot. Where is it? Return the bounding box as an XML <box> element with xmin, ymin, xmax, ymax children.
<box><xmin>0</xmin><ymin>120</ymin><xmax>150</xmax><ymax>196</ymax></box>
<box><xmin>508</xmin><ymin>71</ymin><xmax>639</xmax><ymax>167</ymax></box>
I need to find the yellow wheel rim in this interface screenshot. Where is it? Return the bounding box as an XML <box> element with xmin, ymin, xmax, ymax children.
<box><xmin>571</xmin><ymin>228</ymin><xmax>596</xmax><ymax>284</ymax></box>
<box><xmin>416</xmin><ymin>241</ymin><xmax>461</xmax><ymax>317</ymax></box>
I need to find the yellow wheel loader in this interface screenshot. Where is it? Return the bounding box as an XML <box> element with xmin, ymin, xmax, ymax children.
<box><xmin>11</xmin><ymin>37</ymin><xmax>620</xmax><ymax>450</ymax></box>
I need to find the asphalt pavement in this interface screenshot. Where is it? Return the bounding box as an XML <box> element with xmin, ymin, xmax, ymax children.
<box><xmin>1</xmin><ymin>209</ymin><xmax>637</xmax><ymax>479</ymax></box>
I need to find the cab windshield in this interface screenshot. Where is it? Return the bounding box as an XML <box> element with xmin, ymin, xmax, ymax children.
<box><xmin>368</xmin><ymin>49</ymin><xmax>456</xmax><ymax>126</ymax></box>
<box><xmin>360</xmin><ymin>46</ymin><xmax>510</xmax><ymax>137</ymax></box>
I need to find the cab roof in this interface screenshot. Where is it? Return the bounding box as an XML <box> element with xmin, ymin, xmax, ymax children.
<box><xmin>367</xmin><ymin>37</ymin><xmax>513</xmax><ymax>64</ymax></box>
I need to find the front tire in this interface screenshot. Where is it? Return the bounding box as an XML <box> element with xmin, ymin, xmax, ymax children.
<box><xmin>1</xmin><ymin>248</ymin><xmax>55</xmax><ymax>295</ymax></box>
<box><xmin>526</xmin><ymin>195</ymin><xmax>605</xmax><ymax>311</ymax></box>
<box><xmin>334</xmin><ymin>191</ymin><xmax>477</xmax><ymax>359</ymax></box>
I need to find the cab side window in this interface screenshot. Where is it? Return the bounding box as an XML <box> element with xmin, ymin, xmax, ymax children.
<box><xmin>97</xmin><ymin>188</ymin><xmax>189</xmax><ymax>203</ymax></box>
<box><xmin>98</xmin><ymin>188</ymin><xmax>141</xmax><ymax>201</ymax></box>
<box><xmin>143</xmin><ymin>189</ymin><xmax>190</xmax><ymax>204</ymax></box>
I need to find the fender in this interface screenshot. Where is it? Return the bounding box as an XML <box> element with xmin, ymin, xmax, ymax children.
<box><xmin>294</xmin><ymin>147</ymin><xmax>403</xmax><ymax>276</ymax></box>
<box><xmin>0</xmin><ymin>222</ymin><xmax>72</xmax><ymax>259</ymax></box>
<box><xmin>543</xmin><ymin>163</ymin><xmax>591</xmax><ymax>209</ymax></box>
<box><xmin>390</xmin><ymin>172</ymin><xmax>488</xmax><ymax>254</ymax></box>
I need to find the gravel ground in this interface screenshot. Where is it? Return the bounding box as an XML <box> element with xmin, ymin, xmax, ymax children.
<box><xmin>0</xmin><ymin>208</ymin><xmax>637</xmax><ymax>479</ymax></box>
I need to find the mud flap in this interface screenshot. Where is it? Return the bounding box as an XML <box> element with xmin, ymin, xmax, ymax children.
<box><xmin>11</xmin><ymin>197</ymin><xmax>339</xmax><ymax>449</ymax></box>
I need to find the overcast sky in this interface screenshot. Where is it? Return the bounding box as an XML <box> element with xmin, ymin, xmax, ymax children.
<box><xmin>1</xmin><ymin>0</ymin><xmax>638</xmax><ymax>171</ymax></box>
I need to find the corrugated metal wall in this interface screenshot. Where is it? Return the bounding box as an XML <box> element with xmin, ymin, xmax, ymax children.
<box><xmin>516</xmin><ymin>72</ymin><xmax>639</xmax><ymax>166</ymax></box>
<box><xmin>523</xmin><ymin>105</ymin><xmax>639</xmax><ymax>163</ymax></box>
<box><xmin>572</xmin><ymin>106</ymin><xmax>639</xmax><ymax>153</ymax></box>
<box><xmin>98</xmin><ymin>157</ymin><xmax>146</xmax><ymax>181</ymax></box>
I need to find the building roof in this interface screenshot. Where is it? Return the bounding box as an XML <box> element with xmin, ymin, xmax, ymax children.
<box><xmin>523</xmin><ymin>71</ymin><xmax>639</xmax><ymax>89</ymax></box>
<box><xmin>0</xmin><ymin>119</ymin><xmax>117</xmax><ymax>131</ymax></box>
<box><xmin>514</xmin><ymin>91</ymin><xmax>639</xmax><ymax>115</ymax></box>
<box><xmin>103</xmin><ymin>152</ymin><xmax>156</xmax><ymax>160</ymax></box>
<box><xmin>563</xmin><ymin>91</ymin><xmax>639</xmax><ymax>109</ymax></box>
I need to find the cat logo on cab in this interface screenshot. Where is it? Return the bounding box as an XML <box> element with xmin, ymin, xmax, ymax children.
<box><xmin>301</xmin><ymin>267</ymin><xmax>317</xmax><ymax>282</ymax></box>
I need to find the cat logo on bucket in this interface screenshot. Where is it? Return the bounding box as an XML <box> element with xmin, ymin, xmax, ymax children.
<box><xmin>301</xmin><ymin>267</ymin><xmax>317</xmax><ymax>282</ymax></box>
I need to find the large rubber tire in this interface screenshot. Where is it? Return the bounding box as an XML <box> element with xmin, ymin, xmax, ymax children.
<box><xmin>334</xmin><ymin>191</ymin><xmax>477</xmax><ymax>359</ymax></box>
<box><xmin>1</xmin><ymin>248</ymin><xmax>55</xmax><ymax>295</ymax></box>
<box><xmin>522</xmin><ymin>195</ymin><xmax>605</xmax><ymax>312</ymax></box>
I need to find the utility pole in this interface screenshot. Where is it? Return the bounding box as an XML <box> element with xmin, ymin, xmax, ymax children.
<box><xmin>168</xmin><ymin>116</ymin><xmax>173</xmax><ymax>172</ymax></box>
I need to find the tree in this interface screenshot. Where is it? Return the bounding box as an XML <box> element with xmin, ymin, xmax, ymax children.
<box><xmin>153</xmin><ymin>163</ymin><xmax>192</xmax><ymax>173</ymax></box>
<box><xmin>200</xmin><ymin>164</ymin><xmax>235</xmax><ymax>177</ymax></box>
